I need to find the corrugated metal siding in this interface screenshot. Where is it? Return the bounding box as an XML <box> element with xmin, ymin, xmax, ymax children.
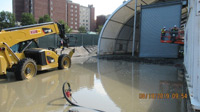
<box><xmin>184</xmin><ymin>0</ymin><xmax>200</xmax><ymax>109</ymax></box>
<box><xmin>139</xmin><ymin>2</ymin><xmax>181</xmax><ymax>58</ymax></box>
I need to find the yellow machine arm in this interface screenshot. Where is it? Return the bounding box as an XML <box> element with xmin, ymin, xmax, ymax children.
<box><xmin>0</xmin><ymin>22</ymin><xmax>69</xmax><ymax>75</ymax></box>
<box><xmin>0</xmin><ymin>22</ymin><xmax>64</xmax><ymax>47</ymax></box>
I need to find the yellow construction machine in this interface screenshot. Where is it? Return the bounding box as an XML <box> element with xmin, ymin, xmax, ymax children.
<box><xmin>0</xmin><ymin>22</ymin><xmax>74</xmax><ymax>80</ymax></box>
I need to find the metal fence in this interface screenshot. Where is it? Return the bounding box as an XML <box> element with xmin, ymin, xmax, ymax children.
<box><xmin>38</xmin><ymin>34</ymin><xmax>99</xmax><ymax>48</ymax></box>
<box><xmin>66</xmin><ymin>34</ymin><xmax>99</xmax><ymax>47</ymax></box>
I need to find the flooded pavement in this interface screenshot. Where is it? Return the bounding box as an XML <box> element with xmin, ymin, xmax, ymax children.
<box><xmin>0</xmin><ymin>58</ymin><xmax>186</xmax><ymax>112</ymax></box>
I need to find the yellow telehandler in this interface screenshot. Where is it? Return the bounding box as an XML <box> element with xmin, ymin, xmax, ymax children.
<box><xmin>0</xmin><ymin>22</ymin><xmax>74</xmax><ymax>80</ymax></box>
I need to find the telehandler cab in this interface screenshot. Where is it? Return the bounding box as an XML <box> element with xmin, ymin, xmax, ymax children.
<box><xmin>0</xmin><ymin>22</ymin><xmax>74</xmax><ymax>80</ymax></box>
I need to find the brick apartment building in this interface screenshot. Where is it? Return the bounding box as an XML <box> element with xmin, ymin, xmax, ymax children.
<box><xmin>96</xmin><ymin>15</ymin><xmax>110</xmax><ymax>29</ymax></box>
<box><xmin>96</xmin><ymin>15</ymin><xmax>106</xmax><ymax>29</ymax></box>
<box><xmin>13</xmin><ymin>0</ymin><xmax>66</xmax><ymax>22</ymax></box>
<box><xmin>88</xmin><ymin>5</ymin><xmax>95</xmax><ymax>31</ymax></box>
<box><xmin>67</xmin><ymin>1</ymin><xmax>96</xmax><ymax>32</ymax></box>
<box><xmin>13</xmin><ymin>0</ymin><xmax>96</xmax><ymax>32</ymax></box>
<box><xmin>66</xmin><ymin>1</ymin><xmax>80</xmax><ymax>31</ymax></box>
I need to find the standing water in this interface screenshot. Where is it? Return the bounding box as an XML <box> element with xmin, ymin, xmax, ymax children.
<box><xmin>0</xmin><ymin>58</ymin><xmax>186</xmax><ymax>112</ymax></box>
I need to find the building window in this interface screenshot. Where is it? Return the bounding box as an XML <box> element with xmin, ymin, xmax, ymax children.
<box><xmin>75</xmin><ymin>18</ymin><xmax>77</xmax><ymax>21</ymax></box>
<box><xmin>71</xmin><ymin>5</ymin><xmax>73</xmax><ymax>8</ymax></box>
<box><xmin>71</xmin><ymin>18</ymin><xmax>73</xmax><ymax>20</ymax></box>
<box><xmin>83</xmin><ymin>20</ymin><xmax>85</xmax><ymax>22</ymax></box>
<box><xmin>75</xmin><ymin>10</ymin><xmax>77</xmax><ymax>13</ymax></box>
<box><xmin>75</xmin><ymin>14</ymin><xmax>77</xmax><ymax>17</ymax></box>
<box><xmin>75</xmin><ymin>6</ymin><xmax>77</xmax><ymax>8</ymax></box>
<box><xmin>71</xmin><ymin>13</ymin><xmax>73</xmax><ymax>16</ymax></box>
<box><xmin>86</xmin><ymin>20</ymin><xmax>88</xmax><ymax>22</ymax></box>
<box><xmin>71</xmin><ymin>22</ymin><xmax>73</xmax><ymax>24</ymax></box>
<box><xmin>51</xmin><ymin>7</ymin><xmax>53</xmax><ymax>10</ymax></box>
<box><xmin>75</xmin><ymin>22</ymin><xmax>77</xmax><ymax>25</ymax></box>
<box><xmin>86</xmin><ymin>24</ymin><xmax>88</xmax><ymax>26</ymax></box>
<box><xmin>70</xmin><ymin>26</ymin><xmax>73</xmax><ymax>29</ymax></box>
<box><xmin>75</xmin><ymin>26</ymin><xmax>77</xmax><ymax>29</ymax></box>
<box><xmin>51</xmin><ymin>1</ymin><xmax>53</xmax><ymax>5</ymax></box>
<box><xmin>71</xmin><ymin>9</ymin><xmax>73</xmax><ymax>12</ymax></box>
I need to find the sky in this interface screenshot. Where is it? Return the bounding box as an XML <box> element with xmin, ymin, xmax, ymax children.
<box><xmin>0</xmin><ymin>0</ymin><xmax>12</xmax><ymax>12</ymax></box>
<box><xmin>72</xmin><ymin>0</ymin><xmax>125</xmax><ymax>16</ymax></box>
<box><xmin>0</xmin><ymin>0</ymin><xmax>124</xmax><ymax>17</ymax></box>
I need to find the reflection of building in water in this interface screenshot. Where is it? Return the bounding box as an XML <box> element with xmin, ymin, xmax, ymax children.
<box><xmin>0</xmin><ymin>70</ymin><xmax>68</xmax><ymax>112</ymax></box>
<box><xmin>0</xmin><ymin>85</ymin><xmax>19</xmax><ymax>112</ymax></box>
<box><xmin>98</xmin><ymin>59</ymin><xmax>186</xmax><ymax>112</ymax></box>
<box><xmin>0</xmin><ymin>63</ymin><xmax>96</xmax><ymax>112</ymax></box>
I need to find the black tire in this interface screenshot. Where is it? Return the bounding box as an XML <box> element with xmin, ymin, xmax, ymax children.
<box><xmin>15</xmin><ymin>58</ymin><xmax>37</xmax><ymax>80</ymax></box>
<box><xmin>58</xmin><ymin>54</ymin><xmax>71</xmax><ymax>69</ymax></box>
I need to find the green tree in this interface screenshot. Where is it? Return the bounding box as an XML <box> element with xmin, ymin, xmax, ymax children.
<box><xmin>38</xmin><ymin>14</ymin><xmax>51</xmax><ymax>23</ymax></box>
<box><xmin>78</xmin><ymin>26</ymin><xmax>87</xmax><ymax>33</ymax></box>
<box><xmin>21</xmin><ymin>13</ymin><xmax>36</xmax><ymax>26</ymax></box>
<box><xmin>38</xmin><ymin>17</ymin><xmax>44</xmax><ymax>23</ymax></box>
<box><xmin>58</xmin><ymin>20</ymin><xmax>72</xmax><ymax>33</ymax></box>
<box><xmin>0</xmin><ymin>11</ymin><xmax>15</xmax><ymax>30</ymax></box>
<box><xmin>96</xmin><ymin>25</ymin><xmax>103</xmax><ymax>34</ymax></box>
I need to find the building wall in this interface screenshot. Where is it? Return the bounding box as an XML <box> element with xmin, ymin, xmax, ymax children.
<box><xmin>184</xmin><ymin>0</ymin><xmax>200</xmax><ymax>110</ymax></box>
<box><xmin>33</xmin><ymin>0</ymin><xmax>49</xmax><ymax>21</ymax></box>
<box><xmin>139</xmin><ymin>2</ymin><xmax>181</xmax><ymax>58</ymax></box>
<box><xmin>89</xmin><ymin>5</ymin><xmax>95</xmax><ymax>31</ymax></box>
<box><xmin>24</xmin><ymin>0</ymin><xmax>33</xmax><ymax>14</ymax></box>
<box><xmin>13</xmin><ymin>0</ymin><xmax>66</xmax><ymax>22</ymax></box>
<box><xmin>13</xmin><ymin>0</ymin><xmax>25</xmax><ymax>21</ymax></box>
<box><xmin>80</xmin><ymin>6</ymin><xmax>90</xmax><ymax>31</ymax></box>
<box><xmin>51</xmin><ymin>0</ymin><xmax>66</xmax><ymax>22</ymax></box>
<box><xmin>67</xmin><ymin>1</ymin><xmax>80</xmax><ymax>30</ymax></box>
<box><xmin>96</xmin><ymin>15</ymin><xmax>106</xmax><ymax>29</ymax></box>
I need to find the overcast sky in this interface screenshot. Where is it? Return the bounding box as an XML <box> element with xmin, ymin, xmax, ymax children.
<box><xmin>0</xmin><ymin>0</ymin><xmax>125</xmax><ymax>17</ymax></box>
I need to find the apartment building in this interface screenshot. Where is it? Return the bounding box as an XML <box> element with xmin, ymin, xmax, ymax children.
<box><xmin>13</xmin><ymin>0</ymin><xmax>66</xmax><ymax>22</ymax></box>
<box><xmin>79</xmin><ymin>6</ymin><xmax>90</xmax><ymax>31</ymax></box>
<box><xmin>66</xmin><ymin>1</ymin><xmax>80</xmax><ymax>30</ymax></box>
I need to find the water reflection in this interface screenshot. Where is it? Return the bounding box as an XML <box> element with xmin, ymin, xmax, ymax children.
<box><xmin>0</xmin><ymin>58</ymin><xmax>186</xmax><ymax>112</ymax></box>
<box><xmin>98</xmin><ymin>59</ymin><xmax>186</xmax><ymax>112</ymax></box>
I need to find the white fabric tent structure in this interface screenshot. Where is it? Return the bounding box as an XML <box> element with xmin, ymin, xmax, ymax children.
<box><xmin>97</xmin><ymin>0</ymin><xmax>187</xmax><ymax>56</ymax></box>
<box><xmin>98</xmin><ymin>0</ymin><xmax>158</xmax><ymax>55</ymax></box>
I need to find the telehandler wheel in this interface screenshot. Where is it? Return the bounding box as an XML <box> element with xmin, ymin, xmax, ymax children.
<box><xmin>15</xmin><ymin>58</ymin><xmax>37</xmax><ymax>80</ymax></box>
<box><xmin>58</xmin><ymin>54</ymin><xmax>71</xmax><ymax>69</ymax></box>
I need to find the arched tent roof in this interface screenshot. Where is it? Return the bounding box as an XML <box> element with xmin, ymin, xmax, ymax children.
<box><xmin>97</xmin><ymin>0</ymin><xmax>186</xmax><ymax>55</ymax></box>
<box><xmin>98</xmin><ymin>0</ymin><xmax>158</xmax><ymax>55</ymax></box>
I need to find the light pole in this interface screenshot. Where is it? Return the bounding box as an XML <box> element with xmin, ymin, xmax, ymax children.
<box><xmin>132</xmin><ymin>0</ymin><xmax>137</xmax><ymax>56</ymax></box>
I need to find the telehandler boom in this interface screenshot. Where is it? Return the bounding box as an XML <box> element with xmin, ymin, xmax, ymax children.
<box><xmin>0</xmin><ymin>22</ymin><xmax>74</xmax><ymax>80</ymax></box>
